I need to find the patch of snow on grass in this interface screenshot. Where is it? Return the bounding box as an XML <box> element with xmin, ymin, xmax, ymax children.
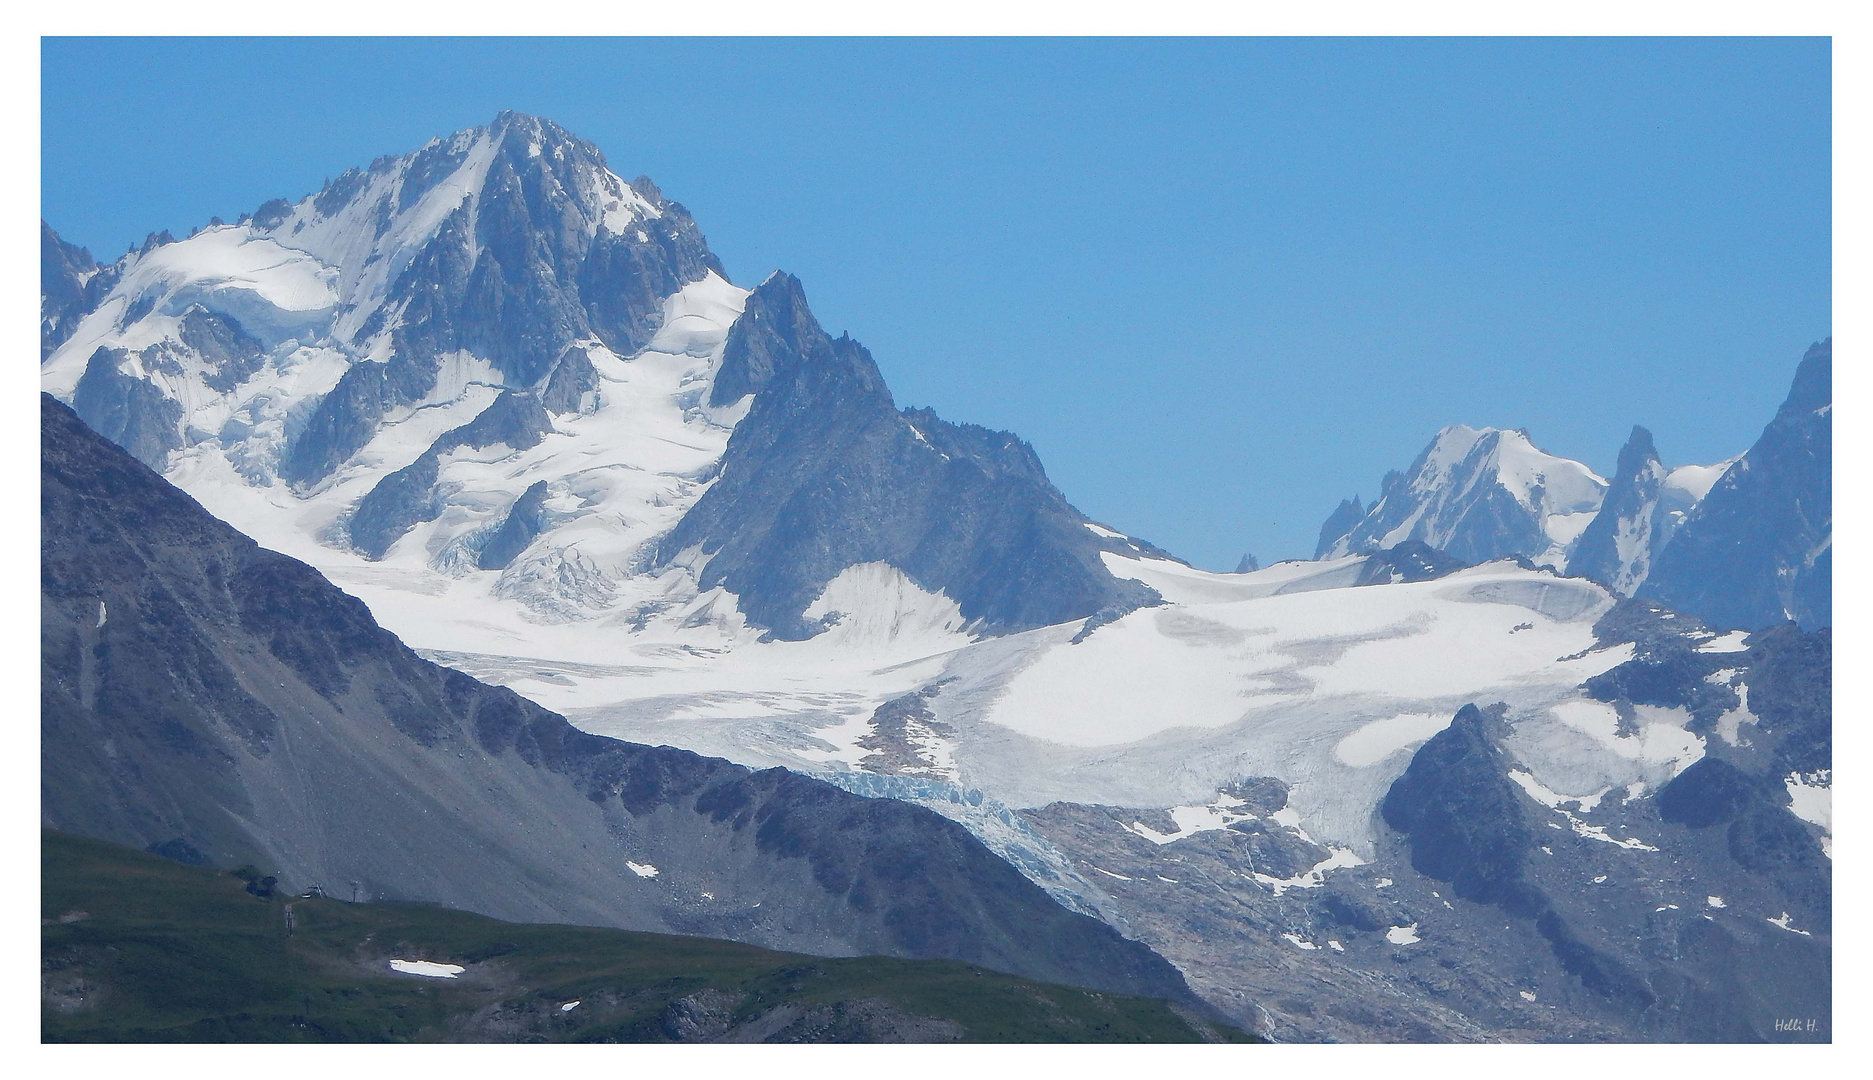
<box><xmin>1385</xmin><ymin>924</ymin><xmax>1421</xmax><ymax>945</ymax></box>
<box><xmin>1707</xmin><ymin>896</ymin><xmax>1725</xmax><ymax>908</ymax></box>
<box><xmin>626</xmin><ymin>861</ymin><xmax>659</xmax><ymax>878</ymax></box>
<box><xmin>561</xmin><ymin>1000</ymin><xmax>581</xmax><ymax>1012</ymax></box>
<box><xmin>390</xmin><ymin>959</ymin><xmax>464</xmax><ymax>978</ymax></box>
<box><xmin>1281</xmin><ymin>933</ymin><xmax>1319</xmax><ymax>951</ymax></box>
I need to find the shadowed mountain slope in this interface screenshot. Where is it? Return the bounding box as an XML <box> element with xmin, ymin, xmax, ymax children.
<box><xmin>40</xmin><ymin>393</ymin><xmax>1197</xmax><ymax>1006</ymax></box>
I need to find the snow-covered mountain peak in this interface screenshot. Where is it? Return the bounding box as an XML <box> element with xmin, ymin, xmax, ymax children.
<box><xmin>44</xmin><ymin>112</ymin><xmax>1154</xmax><ymax>655</ymax></box>
<box><xmin>1413</xmin><ymin>425</ymin><xmax>1605</xmax><ymax>518</ymax></box>
<box><xmin>1321</xmin><ymin>424</ymin><xmax>1605</xmax><ymax>566</ymax></box>
<box><xmin>246</xmin><ymin>112</ymin><xmax>674</xmax><ymax>349</ymax></box>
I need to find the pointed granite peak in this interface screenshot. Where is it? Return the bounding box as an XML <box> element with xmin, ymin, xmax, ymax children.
<box><xmin>710</xmin><ymin>271</ymin><xmax>829</xmax><ymax>406</ymax></box>
<box><xmin>1314</xmin><ymin>496</ymin><xmax>1364</xmax><ymax>559</ymax></box>
<box><xmin>1613</xmin><ymin>425</ymin><xmax>1661</xmax><ymax>479</ymax></box>
<box><xmin>1565</xmin><ymin>425</ymin><xmax>1671</xmax><ymax>596</ymax></box>
<box><xmin>1780</xmin><ymin>338</ymin><xmax>1831</xmax><ymax>416</ymax></box>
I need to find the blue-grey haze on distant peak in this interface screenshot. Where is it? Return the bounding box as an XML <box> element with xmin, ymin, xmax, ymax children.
<box><xmin>40</xmin><ymin>37</ymin><xmax>1830</xmax><ymax>569</ymax></box>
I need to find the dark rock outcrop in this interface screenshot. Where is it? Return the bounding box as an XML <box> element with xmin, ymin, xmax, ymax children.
<box><xmin>1580</xmin><ymin>601</ymin><xmax>1740</xmax><ymax>731</ymax></box>
<box><xmin>42</xmin><ymin>222</ymin><xmax>115</xmax><ymax>361</ymax></box>
<box><xmin>69</xmin><ymin>348</ymin><xmax>183</xmax><ymax>469</ymax></box>
<box><xmin>1741</xmin><ymin>623</ymin><xmax>1832</xmax><ymax>778</ymax></box>
<box><xmin>1382</xmin><ymin>705</ymin><xmax>1540</xmax><ymax>912</ymax></box>
<box><xmin>477</xmin><ymin>481</ymin><xmax>553</xmax><ymax>570</ymax></box>
<box><xmin>1657</xmin><ymin>758</ymin><xmax>1830</xmax><ymax>921</ymax></box>
<box><xmin>1641</xmin><ymin>340</ymin><xmax>1831</xmax><ymax>630</ymax></box>
<box><xmin>348</xmin><ymin>390</ymin><xmax>554</xmax><ymax>559</ymax></box>
<box><xmin>41</xmin><ymin>393</ymin><xmax>1196</xmax><ymax>1005</ymax></box>
<box><xmin>178</xmin><ymin>306</ymin><xmax>269</xmax><ymax>394</ymax></box>
<box><xmin>540</xmin><ymin>345</ymin><xmax>601</xmax><ymax>414</ymax></box>
<box><xmin>1383</xmin><ymin>705</ymin><xmax>1655</xmax><ymax>1009</ymax></box>
<box><xmin>1353</xmin><ymin>540</ymin><xmax>1468</xmax><ymax>586</ymax></box>
<box><xmin>1380</xmin><ymin>684</ymin><xmax>1831</xmax><ymax>1038</ymax></box>
<box><xmin>655</xmin><ymin>273</ymin><xmax>1157</xmax><ymax>638</ymax></box>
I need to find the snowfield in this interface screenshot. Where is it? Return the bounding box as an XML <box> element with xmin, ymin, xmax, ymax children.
<box><xmin>422</xmin><ymin>549</ymin><xmax>1691</xmax><ymax>870</ymax></box>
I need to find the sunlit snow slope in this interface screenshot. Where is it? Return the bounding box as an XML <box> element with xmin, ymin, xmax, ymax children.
<box><xmin>452</xmin><ymin>551</ymin><xmax>1721</xmax><ymax>876</ymax></box>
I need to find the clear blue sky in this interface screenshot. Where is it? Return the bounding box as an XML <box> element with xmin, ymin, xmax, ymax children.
<box><xmin>42</xmin><ymin>38</ymin><xmax>1830</xmax><ymax>569</ymax></box>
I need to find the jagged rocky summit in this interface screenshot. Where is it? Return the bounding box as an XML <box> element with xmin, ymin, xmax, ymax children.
<box><xmin>1565</xmin><ymin>425</ymin><xmax>1715</xmax><ymax>597</ymax></box>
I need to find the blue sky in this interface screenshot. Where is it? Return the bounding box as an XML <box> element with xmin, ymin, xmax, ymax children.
<box><xmin>41</xmin><ymin>37</ymin><xmax>1830</xmax><ymax>568</ymax></box>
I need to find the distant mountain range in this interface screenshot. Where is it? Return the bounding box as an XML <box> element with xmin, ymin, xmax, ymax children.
<box><xmin>42</xmin><ymin>112</ymin><xmax>1830</xmax><ymax>1043</ymax></box>
<box><xmin>1314</xmin><ymin>341</ymin><xmax>1830</xmax><ymax>632</ymax></box>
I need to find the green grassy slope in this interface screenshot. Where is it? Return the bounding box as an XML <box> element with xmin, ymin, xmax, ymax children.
<box><xmin>42</xmin><ymin>831</ymin><xmax>1255</xmax><ymax>1043</ymax></box>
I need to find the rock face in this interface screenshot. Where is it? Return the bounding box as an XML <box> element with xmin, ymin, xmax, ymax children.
<box><xmin>1566</xmin><ymin>426</ymin><xmax>1673</xmax><ymax>596</ymax></box>
<box><xmin>654</xmin><ymin>273</ymin><xmax>1159</xmax><ymax>639</ymax></box>
<box><xmin>278</xmin><ymin>114</ymin><xmax>724</xmax><ymax>487</ymax></box>
<box><xmin>1372</xmin><ymin>664</ymin><xmax>1830</xmax><ymax>1040</ymax></box>
<box><xmin>1313</xmin><ymin>496</ymin><xmax>1364</xmax><ymax>559</ymax></box>
<box><xmin>42</xmin><ymin>222</ymin><xmax>114</xmax><ymax>361</ymax></box>
<box><xmin>1382</xmin><ymin>705</ymin><xmax>1547</xmax><ymax>914</ymax></box>
<box><xmin>69</xmin><ymin>348</ymin><xmax>184</xmax><ymax>469</ymax></box>
<box><xmin>347</xmin><ymin>390</ymin><xmax>554</xmax><ymax>559</ymax></box>
<box><xmin>1640</xmin><ymin>341</ymin><xmax>1832</xmax><ymax>630</ymax></box>
<box><xmin>39</xmin><ymin>394</ymin><xmax>1200</xmax><ymax>1006</ymax></box>
<box><xmin>1352</xmin><ymin>540</ymin><xmax>1468</xmax><ymax>586</ymax></box>
<box><xmin>477</xmin><ymin>481</ymin><xmax>553</xmax><ymax>571</ymax></box>
<box><xmin>1567</xmin><ymin>426</ymin><xmax>1738</xmax><ymax>598</ymax></box>
<box><xmin>1318</xmin><ymin>426</ymin><xmax>1605</xmax><ymax>568</ymax></box>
